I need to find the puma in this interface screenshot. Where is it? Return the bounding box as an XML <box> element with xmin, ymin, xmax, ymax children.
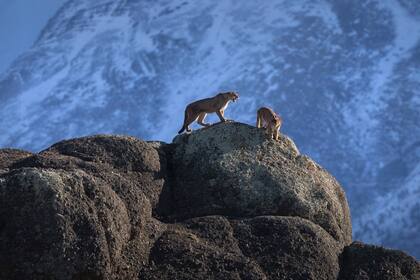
<box><xmin>256</xmin><ymin>107</ymin><xmax>282</xmax><ymax>140</ymax></box>
<box><xmin>178</xmin><ymin>92</ymin><xmax>239</xmax><ymax>134</ymax></box>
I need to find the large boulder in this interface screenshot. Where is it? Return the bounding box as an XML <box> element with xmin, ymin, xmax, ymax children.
<box><xmin>0</xmin><ymin>124</ymin><xmax>417</xmax><ymax>279</ymax></box>
<box><xmin>0</xmin><ymin>136</ymin><xmax>167</xmax><ymax>280</ymax></box>
<box><xmin>172</xmin><ymin>122</ymin><xmax>352</xmax><ymax>245</ymax></box>
<box><xmin>142</xmin><ymin>216</ymin><xmax>341</xmax><ymax>280</ymax></box>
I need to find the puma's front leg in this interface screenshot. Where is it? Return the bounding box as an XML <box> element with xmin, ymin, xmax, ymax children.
<box><xmin>216</xmin><ymin>110</ymin><xmax>227</xmax><ymax>122</ymax></box>
<box><xmin>274</xmin><ymin>129</ymin><xmax>279</xmax><ymax>141</ymax></box>
<box><xmin>219</xmin><ymin>109</ymin><xmax>234</xmax><ymax>122</ymax></box>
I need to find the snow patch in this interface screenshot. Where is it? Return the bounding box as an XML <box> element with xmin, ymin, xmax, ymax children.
<box><xmin>355</xmin><ymin>162</ymin><xmax>420</xmax><ymax>244</ymax></box>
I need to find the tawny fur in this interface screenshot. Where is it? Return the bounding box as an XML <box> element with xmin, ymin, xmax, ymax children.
<box><xmin>256</xmin><ymin>107</ymin><xmax>282</xmax><ymax>140</ymax></box>
<box><xmin>178</xmin><ymin>92</ymin><xmax>239</xmax><ymax>134</ymax></box>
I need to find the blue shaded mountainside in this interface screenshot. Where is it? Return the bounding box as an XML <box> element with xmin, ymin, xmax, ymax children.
<box><xmin>0</xmin><ymin>0</ymin><xmax>419</xmax><ymax>258</ymax></box>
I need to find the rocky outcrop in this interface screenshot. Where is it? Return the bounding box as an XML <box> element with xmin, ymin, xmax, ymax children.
<box><xmin>0</xmin><ymin>122</ymin><xmax>418</xmax><ymax>280</ymax></box>
<box><xmin>0</xmin><ymin>136</ymin><xmax>167</xmax><ymax>279</ymax></box>
<box><xmin>0</xmin><ymin>149</ymin><xmax>32</xmax><ymax>174</ymax></box>
<box><xmin>172</xmin><ymin>122</ymin><xmax>351</xmax><ymax>245</ymax></box>
<box><xmin>339</xmin><ymin>242</ymin><xmax>420</xmax><ymax>280</ymax></box>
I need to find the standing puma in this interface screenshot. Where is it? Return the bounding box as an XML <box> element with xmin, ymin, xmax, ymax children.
<box><xmin>178</xmin><ymin>92</ymin><xmax>239</xmax><ymax>134</ymax></box>
<box><xmin>256</xmin><ymin>107</ymin><xmax>282</xmax><ymax>140</ymax></box>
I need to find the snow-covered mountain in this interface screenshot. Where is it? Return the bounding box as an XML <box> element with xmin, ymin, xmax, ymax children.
<box><xmin>357</xmin><ymin>160</ymin><xmax>420</xmax><ymax>256</ymax></box>
<box><xmin>0</xmin><ymin>0</ymin><xmax>419</xmax><ymax>258</ymax></box>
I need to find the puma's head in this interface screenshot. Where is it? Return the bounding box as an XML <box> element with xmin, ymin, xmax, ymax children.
<box><xmin>226</xmin><ymin>91</ymin><xmax>239</xmax><ymax>102</ymax></box>
<box><xmin>272</xmin><ymin>115</ymin><xmax>282</xmax><ymax>129</ymax></box>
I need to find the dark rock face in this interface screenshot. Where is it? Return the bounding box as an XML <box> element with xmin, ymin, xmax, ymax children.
<box><xmin>339</xmin><ymin>242</ymin><xmax>420</xmax><ymax>280</ymax></box>
<box><xmin>0</xmin><ymin>123</ymin><xmax>418</xmax><ymax>279</ymax></box>
<box><xmin>143</xmin><ymin>216</ymin><xmax>341</xmax><ymax>280</ymax></box>
<box><xmin>0</xmin><ymin>149</ymin><xmax>32</xmax><ymax>173</ymax></box>
<box><xmin>0</xmin><ymin>136</ymin><xmax>167</xmax><ymax>279</ymax></box>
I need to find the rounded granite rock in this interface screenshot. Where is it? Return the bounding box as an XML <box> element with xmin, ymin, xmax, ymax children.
<box><xmin>338</xmin><ymin>241</ymin><xmax>420</xmax><ymax>280</ymax></box>
<box><xmin>172</xmin><ymin>122</ymin><xmax>352</xmax><ymax>245</ymax></box>
<box><xmin>0</xmin><ymin>136</ymin><xmax>168</xmax><ymax>280</ymax></box>
<box><xmin>2</xmin><ymin>129</ymin><xmax>416</xmax><ymax>280</ymax></box>
<box><xmin>141</xmin><ymin>215</ymin><xmax>342</xmax><ymax>280</ymax></box>
<box><xmin>0</xmin><ymin>167</ymin><xmax>162</xmax><ymax>280</ymax></box>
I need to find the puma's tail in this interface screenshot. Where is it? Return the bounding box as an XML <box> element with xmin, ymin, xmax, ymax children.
<box><xmin>178</xmin><ymin>109</ymin><xmax>189</xmax><ymax>134</ymax></box>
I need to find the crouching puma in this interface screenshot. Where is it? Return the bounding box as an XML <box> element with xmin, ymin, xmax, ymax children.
<box><xmin>256</xmin><ymin>107</ymin><xmax>282</xmax><ymax>140</ymax></box>
<box><xmin>178</xmin><ymin>92</ymin><xmax>239</xmax><ymax>134</ymax></box>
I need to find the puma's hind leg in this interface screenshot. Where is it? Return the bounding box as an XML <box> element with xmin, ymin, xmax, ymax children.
<box><xmin>197</xmin><ymin>113</ymin><xmax>211</xmax><ymax>127</ymax></box>
<box><xmin>186</xmin><ymin>112</ymin><xmax>201</xmax><ymax>132</ymax></box>
<box><xmin>179</xmin><ymin>109</ymin><xmax>199</xmax><ymax>133</ymax></box>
